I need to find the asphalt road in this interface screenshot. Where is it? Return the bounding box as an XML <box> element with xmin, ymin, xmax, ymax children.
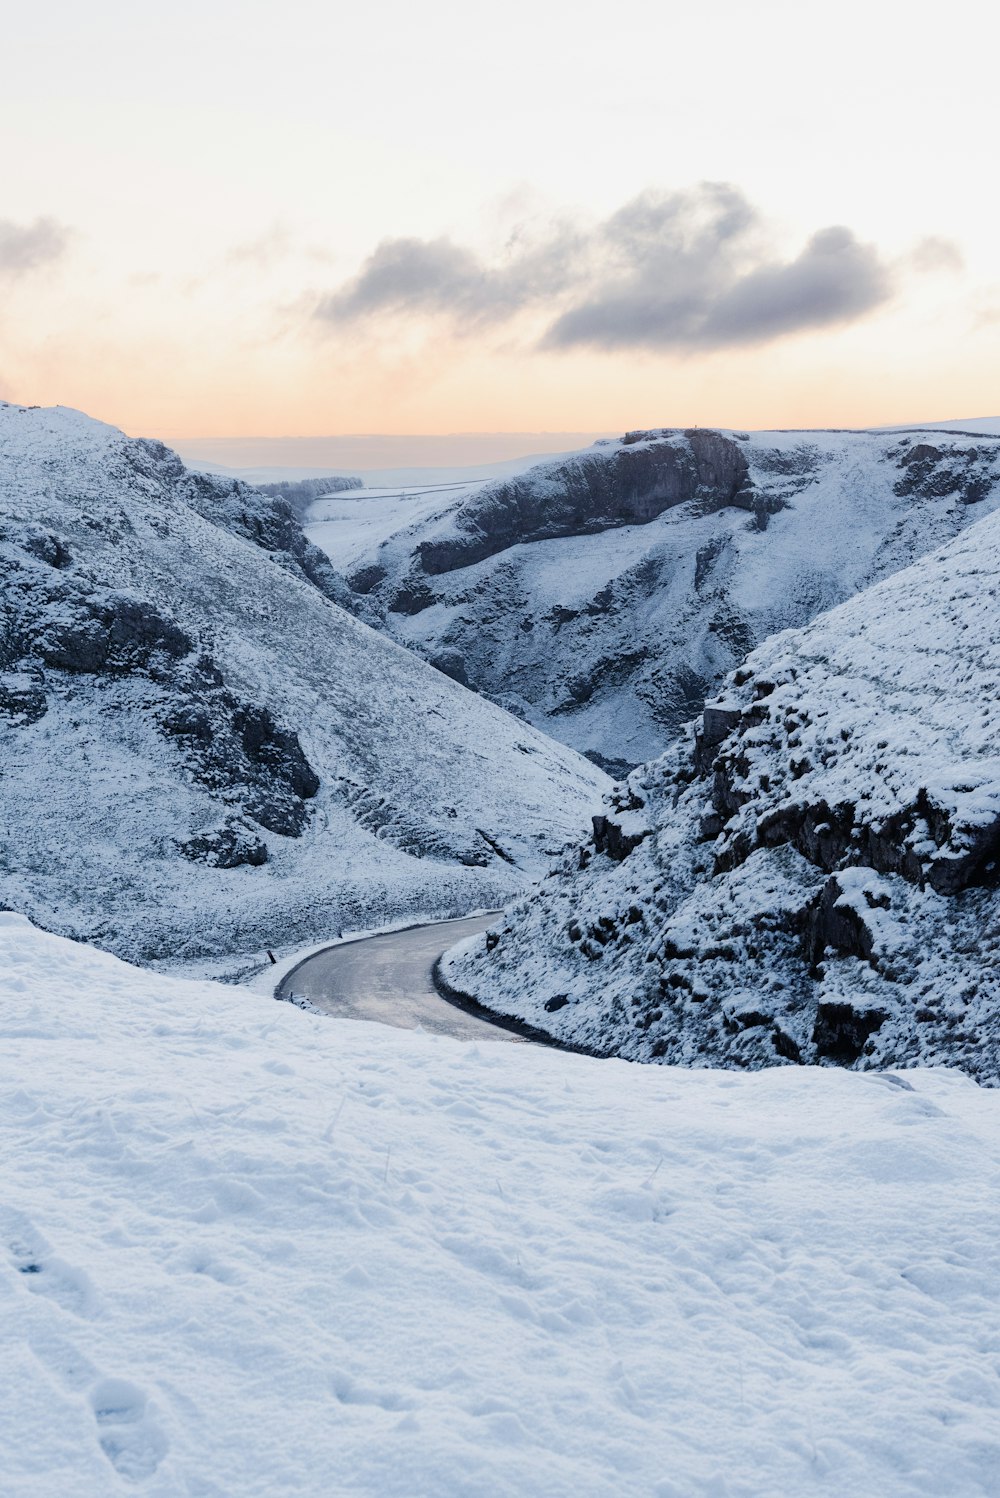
<box><xmin>276</xmin><ymin>914</ymin><xmax>525</xmax><ymax>1042</ymax></box>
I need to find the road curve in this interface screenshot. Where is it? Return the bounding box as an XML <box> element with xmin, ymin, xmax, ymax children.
<box><xmin>276</xmin><ymin>914</ymin><xmax>525</xmax><ymax>1043</ymax></box>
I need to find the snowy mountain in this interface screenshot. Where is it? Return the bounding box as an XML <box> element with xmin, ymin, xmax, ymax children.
<box><xmin>312</xmin><ymin>426</ymin><xmax>1000</xmax><ymax>775</ymax></box>
<box><xmin>4</xmin><ymin>911</ymin><xmax>1000</xmax><ymax>1496</ymax></box>
<box><xmin>0</xmin><ymin>403</ymin><xmax>608</xmax><ymax>969</ymax></box>
<box><xmin>442</xmin><ymin>503</ymin><xmax>1000</xmax><ymax>1082</ymax></box>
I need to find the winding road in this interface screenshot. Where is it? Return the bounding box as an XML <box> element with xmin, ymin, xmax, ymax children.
<box><xmin>276</xmin><ymin>914</ymin><xmax>526</xmax><ymax>1043</ymax></box>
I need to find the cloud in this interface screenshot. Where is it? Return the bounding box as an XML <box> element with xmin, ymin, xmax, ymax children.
<box><xmin>550</xmin><ymin>220</ymin><xmax>893</xmax><ymax>353</ymax></box>
<box><xmin>0</xmin><ymin>216</ymin><xmax>72</xmax><ymax>278</ymax></box>
<box><xmin>908</xmin><ymin>235</ymin><xmax>964</xmax><ymax>275</ymax></box>
<box><xmin>314</xmin><ymin>183</ymin><xmax>944</xmax><ymax>354</ymax></box>
<box><xmin>315</xmin><ymin>223</ymin><xmax>585</xmax><ymax>328</ymax></box>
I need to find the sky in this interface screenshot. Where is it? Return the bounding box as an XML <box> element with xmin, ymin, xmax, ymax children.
<box><xmin>1</xmin><ymin>0</ymin><xmax>998</xmax><ymax>451</ymax></box>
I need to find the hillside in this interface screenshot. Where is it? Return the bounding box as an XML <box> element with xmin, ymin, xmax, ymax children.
<box><xmin>0</xmin><ymin>403</ymin><xmax>608</xmax><ymax>970</ymax></box>
<box><xmin>442</xmin><ymin>502</ymin><xmax>1000</xmax><ymax>1082</ymax></box>
<box><xmin>313</xmin><ymin>426</ymin><xmax>1000</xmax><ymax>775</ymax></box>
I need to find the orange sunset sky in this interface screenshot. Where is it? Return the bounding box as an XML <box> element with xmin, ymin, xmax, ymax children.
<box><xmin>2</xmin><ymin>0</ymin><xmax>997</xmax><ymax>455</ymax></box>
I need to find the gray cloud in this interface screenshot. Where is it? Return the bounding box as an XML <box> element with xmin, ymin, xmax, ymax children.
<box><xmin>550</xmin><ymin>219</ymin><xmax>892</xmax><ymax>353</ymax></box>
<box><xmin>316</xmin><ymin>224</ymin><xmax>585</xmax><ymax>328</ymax></box>
<box><xmin>315</xmin><ymin>183</ymin><xmax>951</xmax><ymax>354</ymax></box>
<box><xmin>0</xmin><ymin>216</ymin><xmax>72</xmax><ymax>278</ymax></box>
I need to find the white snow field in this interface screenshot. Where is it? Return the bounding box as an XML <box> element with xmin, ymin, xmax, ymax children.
<box><xmin>0</xmin><ymin>404</ymin><xmax>608</xmax><ymax>971</ymax></box>
<box><xmin>2</xmin><ymin>913</ymin><xmax>1000</xmax><ymax>1498</ymax></box>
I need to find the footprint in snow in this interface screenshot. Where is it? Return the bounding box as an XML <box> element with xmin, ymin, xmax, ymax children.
<box><xmin>90</xmin><ymin>1378</ymin><xmax>169</xmax><ymax>1482</ymax></box>
<box><xmin>2</xmin><ymin>1207</ymin><xmax>98</xmax><ymax>1318</ymax></box>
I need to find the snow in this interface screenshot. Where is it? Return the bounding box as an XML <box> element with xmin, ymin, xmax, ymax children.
<box><xmin>309</xmin><ymin>426</ymin><xmax>1000</xmax><ymax>771</ymax></box>
<box><xmin>443</xmin><ymin>496</ymin><xmax>1000</xmax><ymax>1079</ymax></box>
<box><xmin>0</xmin><ymin>403</ymin><xmax>608</xmax><ymax>970</ymax></box>
<box><xmin>307</xmin><ymin>484</ymin><xmax>488</xmax><ymax>572</ymax></box>
<box><xmin>3</xmin><ymin>911</ymin><xmax>1000</xmax><ymax>1496</ymax></box>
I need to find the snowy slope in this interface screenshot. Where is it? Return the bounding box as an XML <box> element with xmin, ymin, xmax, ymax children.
<box><xmin>0</xmin><ymin>403</ymin><xmax>608</xmax><ymax>969</ymax></box>
<box><xmin>311</xmin><ymin>426</ymin><xmax>1000</xmax><ymax>774</ymax></box>
<box><xmin>444</xmin><ymin>501</ymin><xmax>1000</xmax><ymax>1082</ymax></box>
<box><xmin>3</xmin><ymin>913</ymin><xmax>1000</xmax><ymax>1497</ymax></box>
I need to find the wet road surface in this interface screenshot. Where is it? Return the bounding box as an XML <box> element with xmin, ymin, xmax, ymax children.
<box><xmin>276</xmin><ymin>914</ymin><xmax>525</xmax><ymax>1042</ymax></box>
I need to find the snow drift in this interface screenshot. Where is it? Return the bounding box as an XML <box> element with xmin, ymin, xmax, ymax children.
<box><xmin>444</xmin><ymin>501</ymin><xmax>1000</xmax><ymax>1082</ymax></box>
<box><xmin>0</xmin><ymin>403</ymin><xmax>607</xmax><ymax>969</ymax></box>
<box><xmin>317</xmin><ymin>426</ymin><xmax>1000</xmax><ymax>774</ymax></box>
<box><xmin>3</xmin><ymin>912</ymin><xmax>1000</xmax><ymax>1496</ymax></box>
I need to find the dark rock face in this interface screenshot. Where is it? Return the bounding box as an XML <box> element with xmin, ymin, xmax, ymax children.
<box><xmin>711</xmin><ymin>705</ymin><xmax>1000</xmax><ymax>902</ymax></box>
<box><xmin>592</xmin><ymin>785</ymin><xmax>649</xmax><ymax>862</ymax></box>
<box><xmin>893</xmin><ymin>442</ymin><xmax>999</xmax><ymax>506</ymax></box>
<box><xmin>576</xmin><ymin>683</ymin><xmax>1000</xmax><ymax>1069</ymax></box>
<box><xmin>405</xmin><ymin>429</ymin><xmax>757</xmax><ymax>581</ymax></box>
<box><xmin>179</xmin><ymin>819</ymin><xmax>269</xmax><ymax>869</ymax></box>
<box><xmin>335</xmin><ymin>427</ymin><xmax>1000</xmax><ymax>780</ymax></box>
<box><xmin>348</xmin><ymin>562</ymin><xmax>388</xmax><ymax>595</ymax></box>
<box><xmin>38</xmin><ymin>594</ymin><xmax>192</xmax><ymax>676</ymax></box>
<box><xmin>0</xmin><ymin>670</ymin><xmax>47</xmax><ymax>725</ymax></box>
<box><xmin>429</xmin><ymin>649</ymin><xmax>470</xmax><ymax>687</ymax></box>
<box><xmin>161</xmin><ymin>680</ymin><xmax>319</xmax><ymax>837</ymax></box>
<box><xmin>2</xmin><ymin>542</ymin><xmax>191</xmax><ymax>678</ymax></box>
<box><xmin>802</xmin><ymin>876</ymin><xmax>877</xmax><ymax>969</ymax></box>
<box><xmin>812</xmin><ymin>1001</ymin><xmax>889</xmax><ymax>1063</ymax></box>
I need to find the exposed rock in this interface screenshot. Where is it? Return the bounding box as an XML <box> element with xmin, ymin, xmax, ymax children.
<box><xmin>812</xmin><ymin>1001</ymin><xmax>889</xmax><ymax>1063</ymax></box>
<box><xmin>592</xmin><ymin>814</ymin><xmax>648</xmax><ymax>862</ymax></box>
<box><xmin>160</xmin><ymin>681</ymin><xmax>319</xmax><ymax>837</ymax></box>
<box><xmin>894</xmin><ymin>443</ymin><xmax>995</xmax><ymax>506</ymax></box>
<box><xmin>429</xmin><ymin>649</ymin><xmax>470</xmax><ymax>686</ymax></box>
<box><xmin>179</xmin><ymin>820</ymin><xmax>269</xmax><ymax>869</ymax></box>
<box><xmin>411</xmin><ymin>429</ymin><xmax>756</xmax><ymax>577</ymax></box>
<box><xmin>802</xmin><ymin>876</ymin><xmax>876</xmax><ymax>969</ymax></box>
<box><xmin>0</xmin><ymin>671</ymin><xmax>47</xmax><ymax>725</ymax></box>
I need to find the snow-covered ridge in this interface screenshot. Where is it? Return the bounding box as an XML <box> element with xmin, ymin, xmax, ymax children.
<box><xmin>443</xmin><ymin>500</ymin><xmax>1000</xmax><ymax>1082</ymax></box>
<box><xmin>0</xmin><ymin>403</ymin><xmax>608</xmax><ymax>967</ymax></box>
<box><xmin>3</xmin><ymin>912</ymin><xmax>1000</xmax><ymax>1496</ymax></box>
<box><xmin>312</xmin><ymin>424</ymin><xmax>1000</xmax><ymax>774</ymax></box>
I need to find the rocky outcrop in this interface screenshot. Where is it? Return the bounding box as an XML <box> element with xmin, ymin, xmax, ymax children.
<box><xmin>179</xmin><ymin>819</ymin><xmax>269</xmax><ymax>869</ymax></box>
<box><xmin>404</xmin><ymin>429</ymin><xmax>758</xmax><ymax>580</ymax></box>
<box><xmin>893</xmin><ymin>441</ymin><xmax>996</xmax><ymax>506</ymax></box>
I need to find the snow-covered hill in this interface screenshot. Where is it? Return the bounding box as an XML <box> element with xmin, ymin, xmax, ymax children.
<box><xmin>4</xmin><ymin>912</ymin><xmax>1000</xmax><ymax>1497</ymax></box>
<box><xmin>443</xmin><ymin>502</ymin><xmax>1000</xmax><ymax>1082</ymax></box>
<box><xmin>312</xmin><ymin>426</ymin><xmax>1000</xmax><ymax>774</ymax></box>
<box><xmin>0</xmin><ymin>403</ymin><xmax>608</xmax><ymax>969</ymax></box>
